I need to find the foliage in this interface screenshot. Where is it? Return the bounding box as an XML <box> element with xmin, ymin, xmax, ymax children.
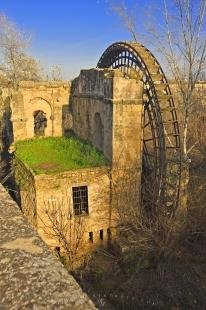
<box><xmin>39</xmin><ymin>196</ymin><xmax>86</xmax><ymax>271</ymax></box>
<box><xmin>110</xmin><ymin>0</ymin><xmax>206</xmax><ymax>160</ymax></box>
<box><xmin>15</xmin><ymin>136</ymin><xmax>109</xmax><ymax>174</ymax></box>
<box><xmin>49</xmin><ymin>65</ymin><xmax>63</xmax><ymax>81</ymax></box>
<box><xmin>75</xmin><ymin>221</ymin><xmax>206</xmax><ymax>308</ymax></box>
<box><xmin>0</xmin><ymin>13</ymin><xmax>43</xmax><ymax>87</ymax></box>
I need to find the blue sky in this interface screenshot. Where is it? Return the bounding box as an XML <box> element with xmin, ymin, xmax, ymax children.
<box><xmin>0</xmin><ymin>0</ymin><xmax>159</xmax><ymax>79</ymax></box>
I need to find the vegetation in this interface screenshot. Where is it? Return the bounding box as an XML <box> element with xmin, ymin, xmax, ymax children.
<box><xmin>111</xmin><ymin>0</ymin><xmax>206</xmax><ymax>161</ymax></box>
<box><xmin>15</xmin><ymin>136</ymin><xmax>109</xmax><ymax>174</ymax></box>
<box><xmin>0</xmin><ymin>13</ymin><xmax>43</xmax><ymax>88</ymax></box>
<box><xmin>0</xmin><ymin>13</ymin><xmax>65</xmax><ymax>87</ymax></box>
<box><xmin>39</xmin><ymin>196</ymin><xmax>86</xmax><ymax>271</ymax></box>
<box><xmin>0</xmin><ymin>4</ymin><xmax>205</xmax><ymax>309</ymax></box>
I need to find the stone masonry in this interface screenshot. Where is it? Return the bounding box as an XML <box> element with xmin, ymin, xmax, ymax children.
<box><xmin>15</xmin><ymin>68</ymin><xmax>144</xmax><ymax>252</ymax></box>
<box><xmin>71</xmin><ymin>68</ymin><xmax>143</xmax><ymax>166</ymax></box>
<box><xmin>14</xmin><ymin>160</ymin><xmax>112</xmax><ymax>249</ymax></box>
<box><xmin>0</xmin><ymin>183</ymin><xmax>96</xmax><ymax>309</ymax></box>
<box><xmin>10</xmin><ymin>81</ymin><xmax>70</xmax><ymax>141</ymax></box>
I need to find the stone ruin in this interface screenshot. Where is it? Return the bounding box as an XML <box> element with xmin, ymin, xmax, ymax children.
<box><xmin>0</xmin><ymin>41</ymin><xmax>184</xmax><ymax>308</ymax></box>
<box><xmin>8</xmin><ymin>42</ymin><xmax>182</xmax><ymax>254</ymax></box>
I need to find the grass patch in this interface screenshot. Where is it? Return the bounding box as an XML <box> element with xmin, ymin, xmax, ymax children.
<box><xmin>15</xmin><ymin>136</ymin><xmax>109</xmax><ymax>174</ymax></box>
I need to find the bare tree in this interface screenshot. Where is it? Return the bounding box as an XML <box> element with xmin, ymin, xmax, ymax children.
<box><xmin>38</xmin><ymin>196</ymin><xmax>86</xmax><ymax>270</ymax></box>
<box><xmin>111</xmin><ymin>2</ymin><xmax>138</xmax><ymax>42</ymax></box>
<box><xmin>0</xmin><ymin>13</ymin><xmax>43</xmax><ymax>88</ymax></box>
<box><xmin>110</xmin><ymin>162</ymin><xmax>186</xmax><ymax>259</ymax></box>
<box><xmin>111</xmin><ymin>164</ymin><xmax>141</xmax><ymax>229</ymax></box>
<box><xmin>111</xmin><ymin>0</ymin><xmax>206</xmax><ymax>161</ymax></box>
<box><xmin>50</xmin><ymin>65</ymin><xmax>63</xmax><ymax>81</ymax></box>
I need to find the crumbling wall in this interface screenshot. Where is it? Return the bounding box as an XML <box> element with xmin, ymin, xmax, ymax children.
<box><xmin>0</xmin><ymin>90</ymin><xmax>13</xmax><ymax>184</ymax></box>
<box><xmin>70</xmin><ymin>69</ymin><xmax>113</xmax><ymax>160</ymax></box>
<box><xmin>14</xmin><ymin>156</ymin><xmax>37</xmax><ymax>226</ymax></box>
<box><xmin>0</xmin><ymin>91</ymin><xmax>13</xmax><ymax>153</ymax></box>
<box><xmin>10</xmin><ymin>81</ymin><xmax>70</xmax><ymax>141</ymax></box>
<box><xmin>70</xmin><ymin>68</ymin><xmax>144</xmax><ymax>167</ymax></box>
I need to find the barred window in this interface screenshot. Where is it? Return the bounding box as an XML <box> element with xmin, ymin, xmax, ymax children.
<box><xmin>72</xmin><ymin>186</ymin><xmax>89</xmax><ymax>215</ymax></box>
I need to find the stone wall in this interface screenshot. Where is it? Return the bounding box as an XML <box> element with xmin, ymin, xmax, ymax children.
<box><xmin>14</xmin><ymin>158</ymin><xmax>113</xmax><ymax>251</ymax></box>
<box><xmin>35</xmin><ymin>166</ymin><xmax>112</xmax><ymax>250</ymax></box>
<box><xmin>0</xmin><ymin>183</ymin><xmax>96</xmax><ymax>309</ymax></box>
<box><xmin>70</xmin><ymin>68</ymin><xmax>144</xmax><ymax>220</ymax></box>
<box><xmin>12</xmin><ymin>69</ymin><xmax>145</xmax><ymax>256</ymax></box>
<box><xmin>14</xmin><ymin>156</ymin><xmax>37</xmax><ymax>226</ymax></box>
<box><xmin>112</xmin><ymin>73</ymin><xmax>143</xmax><ymax>166</ymax></box>
<box><xmin>0</xmin><ymin>91</ymin><xmax>13</xmax><ymax>154</ymax></box>
<box><xmin>10</xmin><ymin>81</ymin><xmax>70</xmax><ymax>141</ymax></box>
<box><xmin>71</xmin><ymin>69</ymin><xmax>113</xmax><ymax>160</ymax></box>
<box><xmin>70</xmin><ymin>68</ymin><xmax>144</xmax><ymax>167</ymax></box>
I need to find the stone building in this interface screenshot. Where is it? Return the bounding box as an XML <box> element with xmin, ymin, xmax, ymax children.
<box><xmin>12</xmin><ymin>39</ymin><xmax>186</xmax><ymax>257</ymax></box>
<box><xmin>14</xmin><ymin>68</ymin><xmax>144</xmax><ymax>254</ymax></box>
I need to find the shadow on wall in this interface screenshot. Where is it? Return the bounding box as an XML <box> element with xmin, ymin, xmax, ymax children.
<box><xmin>62</xmin><ymin>104</ymin><xmax>73</xmax><ymax>136</ymax></box>
<box><xmin>1</xmin><ymin>96</ymin><xmax>14</xmax><ymax>152</ymax></box>
<box><xmin>0</xmin><ymin>94</ymin><xmax>14</xmax><ymax>194</ymax></box>
<box><xmin>93</xmin><ymin>112</ymin><xmax>104</xmax><ymax>151</ymax></box>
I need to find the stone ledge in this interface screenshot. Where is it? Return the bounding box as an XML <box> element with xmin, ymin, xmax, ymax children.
<box><xmin>0</xmin><ymin>184</ymin><xmax>96</xmax><ymax>310</ymax></box>
<box><xmin>19</xmin><ymin>81</ymin><xmax>70</xmax><ymax>89</ymax></box>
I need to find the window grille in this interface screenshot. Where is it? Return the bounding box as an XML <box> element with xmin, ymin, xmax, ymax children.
<box><xmin>72</xmin><ymin>186</ymin><xmax>89</xmax><ymax>215</ymax></box>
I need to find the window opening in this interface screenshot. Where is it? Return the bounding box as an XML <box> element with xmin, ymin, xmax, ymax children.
<box><xmin>72</xmin><ymin>186</ymin><xmax>89</xmax><ymax>215</ymax></box>
<box><xmin>100</xmin><ymin>229</ymin><xmax>104</xmax><ymax>240</ymax></box>
<box><xmin>107</xmin><ymin>228</ymin><xmax>112</xmax><ymax>239</ymax></box>
<box><xmin>89</xmin><ymin>232</ymin><xmax>93</xmax><ymax>243</ymax></box>
<box><xmin>33</xmin><ymin>110</ymin><xmax>47</xmax><ymax>136</ymax></box>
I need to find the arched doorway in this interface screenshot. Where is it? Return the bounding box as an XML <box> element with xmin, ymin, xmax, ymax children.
<box><xmin>93</xmin><ymin>112</ymin><xmax>104</xmax><ymax>151</ymax></box>
<box><xmin>33</xmin><ymin>110</ymin><xmax>47</xmax><ymax>137</ymax></box>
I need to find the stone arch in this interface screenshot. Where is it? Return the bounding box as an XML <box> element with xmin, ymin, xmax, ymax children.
<box><xmin>26</xmin><ymin>97</ymin><xmax>52</xmax><ymax>138</ymax></box>
<box><xmin>93</xmin><ymin>112</ymin><xmax>104</xmax><ymax>151</ymax></box>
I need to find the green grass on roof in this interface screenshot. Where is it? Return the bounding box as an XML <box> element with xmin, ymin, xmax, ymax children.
<box><xmin>15</xmin><ymin>136</ymin><xmax>109</xmax><ymax>175</ymax></box>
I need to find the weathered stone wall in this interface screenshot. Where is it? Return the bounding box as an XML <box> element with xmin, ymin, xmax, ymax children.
<box><xmin>10</xmin><ymin>81</ymin><xmax>70</xmax><ymax>141</ymax></box>
<box><xmin>70</xmin><ymin>69</ymin><xmax>144</xmax><ymax>220</ymax></box>
<box><xmin>71</xmin><ymin>69</ymin><xmax>113</xmax><ymax>160</ymax></box>
<box><xmin>35</xmin><ymin>166</ymin><xmax>112</xmax><ymax>250</ymax></box>
<box><xmin>70</xmin><ymin>68</ymin><xmax>144</xmax><ymax>167</ymax></box>
<box><xmin>112</xmin><ymin>74</ymin><xmax>143</xmax><ymax>166</ymax></box>
<box><xmin>14</xmin><ymin>157</ymin><xmax>113</xmax><ymax>251</ymax></box>
<box><xmin>14</xmin><ymin>156</ymin><xmax>37</xmax><ymax>226</ymax></box>
<box><xmin>0</xmin><ymin>92</ymin><xmax>13</xmax><ymax>153</ymax></box>
<box><xmin>0</xmin><ymin>183</ymin><xmax>96</xmax><ymax>309</ymax></box>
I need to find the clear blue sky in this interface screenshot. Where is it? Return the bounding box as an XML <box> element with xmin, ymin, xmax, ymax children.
<box><xmin>0</xmin><ymin>0</ymin><xmax>160</xmax><ymax>79</ymax></box>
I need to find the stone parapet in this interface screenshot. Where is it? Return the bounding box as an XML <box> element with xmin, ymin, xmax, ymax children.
<box><xmin>19</xmin><ymin>81</ymin><xmax>70</xmax><ymax>89</ymax></box>
<box><xmin>0</xmin><ymin>184</ymin><xmax>96</xmax><ymax>309</ymax></box>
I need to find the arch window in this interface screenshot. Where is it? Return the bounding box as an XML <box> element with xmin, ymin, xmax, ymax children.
<box><xmin>33</xmin><ymin>110</ymin><xmax>47</xmax><ymax>136</ymax></box>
